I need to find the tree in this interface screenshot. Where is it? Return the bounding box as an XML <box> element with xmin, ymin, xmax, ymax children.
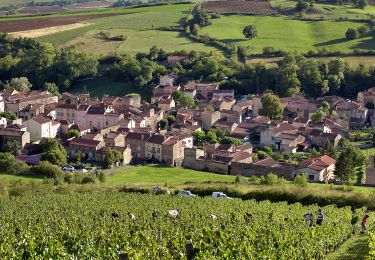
<box><xmin>5</xmin><ymin>77</ymin><xmax>32</xmax><ymax>92</ymax></box>
<box><xmin>220</xmin><ymin>137</ymin><xmax>243</xmax><ymax>145</ymax></box>
<box><xmin>97</xmin><ymin>171</ymin><xmax>106</xmax><ymax>183</ymax></box>
<box><xmin>41</xmin><ymin>138</ymin><xmax>67</xmax><ymax>166</ymax></box>
<box><xmin>192</xmin><ymin>130</ymin><xmax>205</xmax><ymax>145</ymax></box>
<box><xmin>43</xmin><ymin>82</ymin><xmax>59</xmax><ymax>95</ymax></box>
<box><xmin>167</xmin><ymin>115</ymin><xmax>176</xmax><ymax>125</ymax></box>
<box><xmin>243</xmin><ymin>25</ymin><xmax>258</xmax><ymax>39</ymax></box>
<box><xmin>334</xmin><ymin>144</ymin><xmax>367</xmax><ymax>185</ymax></box>
<box><xmin>172</xmin><ymin>91</ymin><xmax>196</xmax><ymax>108</ymax></box>
<box><xmin>191</xmin><ymin>24</ymin><xmax>200</xmax><ymax>36</ymax></box>
<box><xmin>5</xmin><ymin>140</ymin><xmax>21</xmax><ymax>156</ymax></box>
<box><xmin>345</xmin><ymin>28</ymin><xmax>359</xmax><ymax>40</ymax></box>
<box><xmin>259</xmin><ymin>93</ymin><xmax>283</xmax><ymax>120</ymax></box>
<box><xmin>68</xmin><ymin>129</ymin><xmax>80</xmax><ymax>138</ymax></box>
<box><xmin>296</xmin><ymin>0</ymin><xmax>309</xmax><ymax>12</ymax></box>
<box><xmin>0</xmin><ymin>111</ymin><xmax>17</xmax><ymax>122</ymax></box>
<box><xmin>205</xmin><ymin>130</ymin><xmax>218</xmax><ymax>144</ymax></box>
<box><xmin>311</xmin><ymin>107</ymin><xmax>326</xmax><ymax>122</ymax></box>
<box><xmin>32</xmin><ymin>161</ymin><xmax>64</xmax><ymax>179</ymax></box>
<box><xmin>158</xmin><ymin>119</ymin><xmax>168</xmax><ymax>130</ymax></box>
<box><xmin>72</xmin><ymin>150</ymin><xmax>84</xmax><ymax>164</ymax></box>
<box><xmin>357</xmin><ymin>0</ymin><xmax>368</xmax><ymax>9</ymax></box>
<box><xmin>357</xmin><ymin>25</ymin><xmax>370</xmax><ymax>37</ymax></box>
<box><xmin>294</xmin><ymin>174</ymin><xmax>307</xmax><ymax>187</ymax></box>
<box><xmin>103</xmin><ymin>148</ymin><xmax>123</xmax><ymax>169</ymax></box>
<box><xmin>0</xmin><ymin>152</ymin><xmax>16</xmax><ymax>173</ymax></box>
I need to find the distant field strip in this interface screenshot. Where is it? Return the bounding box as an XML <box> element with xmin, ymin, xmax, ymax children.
<box><xmin>9</xmin><ymin>23</ymin><xmax>89</xmax><ymax>38</ymax></box>
<box><xmin>0</xmin><ymin>13</ymin><xmax>125</xmax><ymax>33</ymax></box>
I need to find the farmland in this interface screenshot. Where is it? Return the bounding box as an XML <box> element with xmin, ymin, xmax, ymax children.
<box><xmin>0</xmin><ymin>191</ymin><xmax>365</xmax><ymax>258</ymax></box>
<box><xmin>200</xmin><ymin>15</ymin><xmax>373</xmax><ymax>54</ymax></box>
<box><xmin>201</xmin><ymin>0</ymin><xmax>275</xmax><ymax>15</ymax></box>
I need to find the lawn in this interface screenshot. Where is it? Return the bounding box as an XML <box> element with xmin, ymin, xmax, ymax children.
<box><xmin>106</xmin><ymin>165</ymin><xmax>236</xmax><ymax>185</ymax></box>
<box><xmin>200</xmin><ymin>15</ymin><xmax>374</xmax><ymax>54</ymax></box>
<box><xmin>37</xmin><ymin>4</ymin><xmax>217</xmax><ymax>55</ymax></box>
<box><xmin>69</xmin><ymin>77</ymin><xmax>150</xmax><ymax>99</ymax></box>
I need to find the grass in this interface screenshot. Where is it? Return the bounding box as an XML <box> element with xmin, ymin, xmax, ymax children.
<box><xmin>325</xmin><ymin>233</ymin><xmax>371</xmax><ymax>260</ymax></box>
<box><xmin>69</xmin><ymin>77</ymin><xmax>150</xmax><ymax>99</ymax></box>
<box><xmin>0</xmin><ymin>173</ymin><xmax>42</xmax><ymax>182</ymax></box>
<box><xmin>37</xmin><ymin>4</ymin><xmax>217</xmax><ymax>55</ymax></box>
<box><xmin>272</xmin><ymin>0</ymin><xmax>375</xmax><ymax>20</ymax></box>
<box><xmin>248</xmin><ymin>56</ymin><xmax>375</xmax><ymax>67</ymax></box>
<box><xmin>200</xmin><ymin>15</ymin><xmax>374</xmax><ymax>54</ymax></box>
<box><xmin>106</xmin><ymin>165</ymin><xmax>236</xmax><ymax>185</ymax></box>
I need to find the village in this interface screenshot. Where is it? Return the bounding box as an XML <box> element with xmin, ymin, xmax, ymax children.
<box><xmin>0</xmin><ymin>55</ymin><xmax>374</xmax><ymax>185</ymax></box>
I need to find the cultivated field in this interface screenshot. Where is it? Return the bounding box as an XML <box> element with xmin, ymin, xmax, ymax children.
<box><xmin>200</xmin><ymin>15</ymin><xmax>373</xmax><ymax>54</ymax></box>
<box><xmin>17</xmin><ymin>5</ymin><xmax>68</xmax><ymax>15</ymax></box>
<box><xmin>0</xmin><ymin>13</ymin><xmax>124</xmax><ymax>33</ymax></box>
<box><xmin>201</xmin><ymin>0</ymin><xmax>275</xmax><ymax>14</ymax></box>
<box><xmin>9</xmin><ymin>23</ymin><xmax>89</xmax><ymax>38</ymax></box>
<box><xmin>68</xmin><ymin>1</ymin><xmax>114</xmax><ymax>10</ymax></box>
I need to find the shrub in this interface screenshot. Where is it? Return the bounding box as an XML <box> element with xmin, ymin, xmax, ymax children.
<box><xmin>345</xmin><ymin>28</ymin><xmax>359</xmax><ymax>40</ymax></box>
<box><xmin>265</xmin><ymin>173</ymin><xmax>279</xmax><ymax>185</ymax></box>
<box><xmin>32</xmin><ymin>161</ymin><xmax>64</xmax><ymax>179</ymax></box>
<box><xmin>97</xmin><ymin>171</ymin><xmax>106</xmax><ymax>183</ymax></box>
<box><xmin>81</xmin><ymin>176</ymin><xmax>96</xmax><ymax>184</ymax></box>
<box><xmin>294</xmin><ymin>174</ymin><xmax>308</xmax><ymax>187</ymax></box>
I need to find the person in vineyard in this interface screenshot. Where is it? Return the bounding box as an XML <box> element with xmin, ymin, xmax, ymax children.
<box><xmin>304</xmin><ymin>213</ymin><xmax>313</xmax><ymax>226</ymax></box>
<box><xmin>316</xmin><ymin>209</ymin><xmax>324</xmax><ymax>225</ymax></box>
<box><xmin>361</xmin><ymin>214</ymin><xmax>369</xmax><ymax>233</ymax></box>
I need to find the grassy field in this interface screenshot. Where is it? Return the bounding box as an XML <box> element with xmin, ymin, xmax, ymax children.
<box><xmin>106</xmin><ymin>165</ymin><xmax>236</xmax><ymax>185</ymax></box>
<box><xmin>37</xmin><ymin>4</ymin><xmax>217</xmax><ymax>55</ymax></box>
<box><xmin>248</xmin><ymin>56</ymin><xmax>375</xmax><ymax>67</ymax></box>
<box><xmin>0</xmin><ymin>174</ymin><xmax>42</xmax><ymax>182</ymax></box>
<box><xmin>69</xmin><ymin>77</ymin><xmax>150</xmax><ymax>99</ymax></box>
<box><xmin>272</xmin><ymin>0</ymin><xmax>375</xmax><ymax>20</ymax></box>
<box><xmin>200</xmin><ymin>15</ymin><xmax>374</xmax><ymax>54</ymax></box>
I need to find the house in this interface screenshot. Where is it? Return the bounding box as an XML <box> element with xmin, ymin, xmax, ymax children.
<box><xmin>220</xmin><ymin>109</ymin><xmax>242</xmax><ymax>123</ymax></box>
<box><xmin>182</xmin><ymin>83</ymin><xmax>197</xmax><ymax>98</ymax></box>
<box><xmin>68</xmin><ymin>138</ymin><xmax>105</xmax><ymax>160</ymax></box>
<box><xmin>335</xmin><ymin>101</ymin><xmax>368</xmax><ymax>123</ymax></box>
<box><xmin>18</xmin><ymin>104</ymin><xmax>44</xmax><ymax>120</ymax></box>
<box><xmin>201</xmin><ymin>111</ymin><xmax>220</xmax><ymax>130</ymax></box>
<box><xmin>357</xmin><ymin>87</ymin><xmax>375</xmax><ymax>107</ymax></box>
<box><xmin>0</xmin><ymin>127</ymin><xmax>30</xmax><ymax>150</ymax></box>
<box><xmin>232</xmin><ymin>100</ymin><xmax>253</xmax><ymax>118</ymax></box>
<box><xmin>86</xmin><ymin>103</ymin><xmax>124</xmax><ymax>131</ymax></box>
<box><xmin>296</xmin><ymin>155</ymin><xmax>336</xmax><ymax>182</ymax></box>
<box><xmin>23</xmin><ymin>117</ymin><xmax>60</xmax><ymax>140</ymax></box>
<box><xmin>95</xmin><ymin>146</ymin><xmax>133</xmax><ymax>165</ymax></box>
<box><xmin>307</xmin><ymin>130</ymin><xmax>342</xmax><ymax>148</ymax></box>
<box><xmin>158</xmin><ymin>98</ymin><xmax>175</xmax><ymax>112</ymax></box>
<box><xmin>195</xmin><ymin>83</ymin><xmax>219</xmax><ymax>99</ymax></box>
<box><xmin>161</xmin><ymin>136</ymin><xmax>184</xmax><ymax>166</ymax></box>
<box><xmin>5</xmin><ymin>90</ymin><xmax>58</xmax><ymax>115</ymax></box>
<box><xmin>260</xmin><ymin>122</ymin><xmax>297</xmax><ymax>148</ymax></box>
<box><xmin>231</xmin><ymin>158</ymin><xmax>294</xmax><ymax>179</ymax></box>
<box><xmin>211</xmin><ymin>89</ymin><xmax>235</xmax><ymax>100</ymax></box>
<box><xmin>104</xmin><ymin>132</ymin><xmax>125</xmax><ymax>147</ymax></box>
<box><xmin>124</xmin><ymin>131</ymin><xmax>152</xmax><ymax>161</ymax></box>
<box><xmin>209</xmin><ymin>97</ymin><xmax>236</xmax><ymax>111</ymax></box>
<box><xmin>0</xmin><ymin>116</ymin><xmax>7</xmax><ymax>127</ymax></box>
<box><xmin>145</xmin><ymin>134</ymin><xmax>166</xmax><ymax>162</ymax></box>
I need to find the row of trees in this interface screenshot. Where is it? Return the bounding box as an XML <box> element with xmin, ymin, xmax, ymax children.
<box><xmin>192</xmin><ymin>129</ymin><xmax>243</xmax><ymax>146</ymax></box>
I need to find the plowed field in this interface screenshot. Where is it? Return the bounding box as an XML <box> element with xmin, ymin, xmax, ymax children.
<box><xmin>201</xmin><ymin>0</ymin><xmax>274</xmax><ymax>14</ymax></box>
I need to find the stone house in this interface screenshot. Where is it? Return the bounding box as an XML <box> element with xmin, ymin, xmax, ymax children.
<box><xmin>96</xmin><ymin>146</ymin><xmax>133</xmax><ymax>165</ymax></box>
<box><xmin>220</xmin><ymin>109</ymin><xmax>242</xmax><ymax>123</ymax></box>
<box><xmin>232</xmin><ymin>100</ymin><xmax>253</xmax><ymax>118</ymax></box>
<box><xmin>124</xmin><ymin>131</ymin><xmax>152</xmax><ymax>161</ymax></box>
<box><xmin>0</xmin><ymin>127</ymin><xmax>30</xmax><ymax>150</ymax></box>
<box><xmin>23</xmin><ymin>117</ymin><xmax>60</xmax><ymax>140</ymax></box>
<box><xmin>167</xmin><ymin>55</ymin><xmax>188</xmax><ymax>65</ymax></box>
<box><xmin>19</xmin><ymin>104</ymin><xmax>44</xmax><ymax>120</ymax></box>
<box><xmin>209</xmin><ymin>97</ymin><xmax>236</xmax><ymax>111</ymax></box>
<box><xmin>201</xmin><ymin>111</ymin><xmax>220</xmax><ymax>130</ymax></box>
<box><xmin>68</xmin><ymin>138</ymin><xmax>105</xmax><ymax>160</ymax></box>
<box><xmin>161</xmin><ymin>136</ymin><xmax>184</xmax><ymax>166</ymax></box>
<box><xmin>357</xmin><ymin>87</ymin><xmax>375</xmax><ymax>107</ymax></box>
<box><xmin>104</xmin><ymin>132</ymin><xmax>125</xmax><ymax>147</ymax></box>
<box><xmin>158</xmin><ymin>98</ymin><xmax>175</xmax><ymax>112</ymax></box>
<box><xmin>211</xmin><ymin>89</ymin><xmax>235</xmax><ymax>100</ymax></box>
<box><xmin>295</xmin><ymin>155</ymin><xmax>336</xmax><ymax>182</ymax></box>
<box><xmin>5</xmin><ymin>91</ymin><xmax>58</xmax><ymax>115</ymax></box>
<box><xmin>145</xmin><ymin>134</ymin><xmax>166</xmax><ymax>162</ymax></box>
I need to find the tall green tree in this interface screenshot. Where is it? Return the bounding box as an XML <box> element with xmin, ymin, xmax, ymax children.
<box><xmin>242</xmin><ymin>25</ymin><xmax>258</xmax><ymax>39</ymax></box>
<box><xmin>259</xmin><ymin>93</ymin><xmax>283</xmax><ymax>120</ymax></box>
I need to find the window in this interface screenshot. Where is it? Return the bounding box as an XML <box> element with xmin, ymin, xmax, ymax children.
<box><xmin>152</xmin><ymin>147</ymin><xmax>155</xmax><ymax>152</ymax></box>
<box><xmin>106</xmin><ymin>121</ymin><xmax>108</xmax><ymax>126</ymax></box>
<box><xmin>309</xmin><ymin>175</ymin><xmax>314</xmax><ymax>180</ymax></box>
<box><xmin>137</xmin><ymin>146</ymin><xmax>140</xmax><ymax>151</ymax></box>
<box><xmin>157</xmin><ymin>148</ymin><xmax>160</xmax><ymax>153</ymax></box>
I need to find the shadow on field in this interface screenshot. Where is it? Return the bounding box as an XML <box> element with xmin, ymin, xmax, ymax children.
<box><xmin>353</xmin><ymin>37</ymin><xmax>375</xmax><ymax>51</ymax></box>
<box><xmin>314</xmin><ymin>37</ymin><xmax>347</xmax><ymax>47</ymax></box>
<box><xmin>222</xmin><ymin>38</ymin><xmax>248</xmax><ymax>44</ymax></box>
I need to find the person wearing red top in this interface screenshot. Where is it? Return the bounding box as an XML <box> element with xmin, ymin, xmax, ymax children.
<box><xmin>362</xmin><ymin>214</ymin><xmax>369</xmax><ymax>233</ymax></box>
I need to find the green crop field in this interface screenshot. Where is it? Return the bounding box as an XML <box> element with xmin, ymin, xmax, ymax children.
<box><xmin>0</xmin><ymin>191</ymin><xmax>366</xmax><ymax>258</ymax></box>
<box><xmin>200</xmin><ymin>15</ymin><xmax>374</xmax><ymax>54</ymax></box>
<box><xmin>37</xmin><ymin>4</ymin><xmax>217</xmax><ymax>55</ymax></box>
<box><xmin>106</xmin><ymin>165</ymin><xmax>236</xmax><ymax>185</ymax></box>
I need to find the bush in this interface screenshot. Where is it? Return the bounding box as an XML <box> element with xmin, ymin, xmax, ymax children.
<box><xmin>32</xmin><ymin>161</ymin><xmax>64</xmax><ymax>179</ymax></box>
<box><xmin>81</xmin><ymin>176</ymin><xmax>96</xmax><ymax>184</ymax></box>
<box><xmin>264</xmin><ymin>173</ymin><xmax>279</xmax><ymax>185</ymax></box>
<box><xmin>345</xmin><ymin>28</ymin><xmax>359</xmax><ymax>40</ymax></box>
<box><xmin>97</xmin><ymin>171</ymin><xmax>106</xmax><ymax>183</ymax></box>
<box><xmin>294</xmin><ymin>174</ymin><xmax>308</xmax><ymax>187</ymax></box>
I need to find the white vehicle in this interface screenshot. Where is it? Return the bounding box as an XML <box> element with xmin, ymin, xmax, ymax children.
<box><xmin>178</xmin><ymin>190</ymin><xmax>195</xmax><ymax>197</ymax></box>
<box><xmin>62</xmin><ymin>165</ymin><xmax>75</xmax><ymax>172</ymax></box>
<box><xmin>212</xmin><ymin>192</ymin><xmax>232</xmax><ymax>199</ymax></box>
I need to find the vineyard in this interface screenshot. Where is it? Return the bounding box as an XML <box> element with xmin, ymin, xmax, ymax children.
<box><xmin>0</xmin><ymin>192</ymin><xmax>364</xmax><ymax>258</ymax></box>
<box><xmin>201</xmin><ymin>0</ymin><xmax>275</xmax><ymax>14</ymax></box>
